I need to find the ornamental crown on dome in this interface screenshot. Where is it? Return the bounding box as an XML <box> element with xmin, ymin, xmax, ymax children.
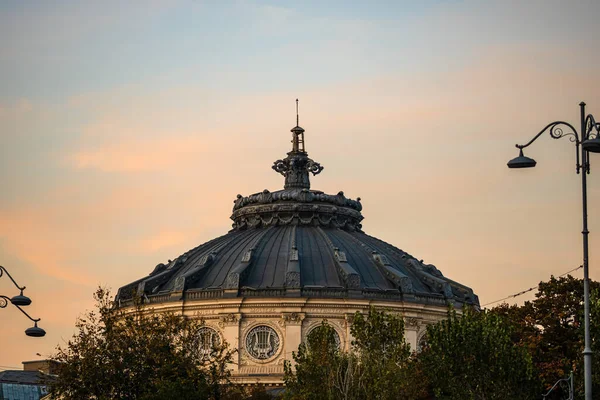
<box><xmin>231</xmin><ymin>100</ymin><xmax>363</xmax><ymax>232</ymax></box>
<box><xmin>271</xmin><ymin>99</ymin><xmax>324</xmax><ymax>190</ymax></box>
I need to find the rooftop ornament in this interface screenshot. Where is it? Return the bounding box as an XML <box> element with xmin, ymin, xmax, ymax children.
<box><xmin>507</xmin><ymin>102</ymin><xmax>599</xmax><ymax>400</ymax></box>
<box><xmin>231</xmin><ymin>99</ymin><xmax>362</xmax><ymax>232</ymax></box>
<box><xmin>0</xmin><ymin>265</ymin><xmax>46</xmax><ymax>337</ymax></box>
<box><xmin>271</xmin><ymin>99</ymin><xmax>324</xmax><ymax>190</ymax></box>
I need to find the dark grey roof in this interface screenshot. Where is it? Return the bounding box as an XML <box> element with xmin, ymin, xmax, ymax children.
<box><xmin>0</xmin><ymin>370</ymin><xmax>45</xmax><ymax>385</ymax></box>
<box><xmin>116</xmin><ymin>120</ymin><xmax>479</xmax><ymax>308</ymax></box>
<box><xmin>0</xmin><ymin>372</ymin><xmax>48</xmax><ymax>400</ymax></box>
<box><xmin>116</xmin><ymin>225</ymin><xmax>478</xmax><ymax>306</ymax></box>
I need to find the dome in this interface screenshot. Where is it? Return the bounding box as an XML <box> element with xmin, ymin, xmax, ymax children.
<box><xmin>117</xmin><ymin>192</ymin><xmax>477</xmax><ymax>305</ymax></box>
<box><xmin>116</xmin><ymin>131</ymin><xmax>477</xmax><ymax>308</ymax></box>
<box><xmin>115</xmin><ymin>107</ymin><xmax>478</xmax><ymax>384</ymax></box>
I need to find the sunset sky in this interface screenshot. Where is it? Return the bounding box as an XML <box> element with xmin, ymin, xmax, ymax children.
<box><xmin>1</xmin><ymin>0</ymin><xmax>600</xmax><ymax>368</ymax></box>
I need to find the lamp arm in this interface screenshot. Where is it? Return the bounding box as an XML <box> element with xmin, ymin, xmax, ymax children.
<box><xmin>0</xmin><ymin>266</ymin><xmax>26</xmax><ymax>292</ymax></box>
<box><xmin>0</xmin><ymin>295</ymin><xmax>41</xmax><ymax>323</ymax></box>
<box><xmin>584</xmin><ymin>114</ymin><xmax>599</xmax><ymax>139</ymax></box>
<box><xmin>542</xmin><ymin>377</ymin><xmax>571</xmax><ymax>399</ymax></box>
<box><xmin>516</xmin><ymin>121</ymin><xmax>580</xmax><ymax>149</ymax></box>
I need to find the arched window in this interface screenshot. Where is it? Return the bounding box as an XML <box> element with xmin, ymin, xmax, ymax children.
<box><xmin>306</xmin><ymin>323</ymin><xmax>341</xmax><ymax>349</ymax></box>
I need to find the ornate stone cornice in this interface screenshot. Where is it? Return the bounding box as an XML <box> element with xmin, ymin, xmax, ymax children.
<box><xmin>233</xmin><ymin>189</ymin><xmax>362</xmax><ymax>212</ymax></box>
<box><xmin>231</xmin><ymin>197</ymin><xmax>363</xmax><ymax>231</ymax></box>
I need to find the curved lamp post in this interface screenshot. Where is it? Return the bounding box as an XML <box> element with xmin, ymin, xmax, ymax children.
<box><xmin>508</xmin><ymin>102</ymin><xmax>600</xmax><ymax>400</ymax></box>
<box><xmin>0</xmin><ymin>266</ymin><xmax>46</xmax><ymax>337</ymax></box>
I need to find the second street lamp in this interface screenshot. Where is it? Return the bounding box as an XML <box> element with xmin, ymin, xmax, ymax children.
<box><xmin>10</xmin><ymin>290</ymin><xmax>32</xmax><ymax>306</ymax></box>
<box><xmin>0</xmin><ymin>295</ymin><xmax>46</xmax><ymax>337</ymax></box>
<box><xmin>507</xmin><ymin>102</ymin><xmax>599</xmax><ymax>400</ymax></box>
<box><xmin>507</xmin><ymin>148</ymin><xmax>536</xmax><ymax>169</ymax></box>
<box><xmin>0</xmin><ymin>265</ymin><xmax>46</xmax><ymax>337</ymax></box>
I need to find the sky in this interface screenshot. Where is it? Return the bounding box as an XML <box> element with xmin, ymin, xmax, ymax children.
<box><xmin>1</xmin><ymin>0</ymin><xmax>600</xmax><ymax>368</ymax></box>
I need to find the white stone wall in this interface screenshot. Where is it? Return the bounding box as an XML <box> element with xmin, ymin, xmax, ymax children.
<box><xmin>147</xmin><ymin>297</ymin><xmax>446</xmax><ymax>384</ymax></box>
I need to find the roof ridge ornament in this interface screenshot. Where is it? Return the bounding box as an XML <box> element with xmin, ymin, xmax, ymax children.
<box><xmin>272</xmin><ymin>99</ymin><xmax>324</xmax><ymax>189</ymax></box>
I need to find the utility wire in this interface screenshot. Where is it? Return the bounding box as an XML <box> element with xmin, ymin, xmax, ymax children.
<box><xmin>482</xmin><ymin>265</ymin><xmax>583</xmax><ymax>308</ymax></box>
<box><xmin>0</xmin><ymin>365</ymin><xmax>21</xmax><ymax>370</ymax></box>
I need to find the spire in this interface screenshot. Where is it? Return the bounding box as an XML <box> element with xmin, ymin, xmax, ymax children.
<box><xmin>291</xmin><ymin>99</ymin><xmax>305</xmax><ymax>153</ymax></box>
<box><xmin>272</xmin><ymin>99</ymin><xmax>324</xmax><ymax>189</ymax></box>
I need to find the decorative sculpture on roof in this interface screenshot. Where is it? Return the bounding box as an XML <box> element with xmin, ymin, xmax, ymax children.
<box><xmin>233</xmin><ymin>103</ymin><xmax>362</xmax><ymax>231</ymax></box>
<box><xmin>271</xmin><ymin>99</ymin><xmax>324</xmax><ymax>190</ymax></box>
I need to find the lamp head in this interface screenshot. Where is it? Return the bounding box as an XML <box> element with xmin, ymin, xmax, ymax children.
<box><xmin>582</xmin><ymin>136</ymin><xmax>600</xmax><ymax>153</ymax></box>
<box><xmin>25</xmin><ymin>321</ymin><xmax>46</xmax><ymax>337</ymax></box>
<box><xmin>507</xmin><ymin>148</ymin><xmax>537</xmax><ymax>169</ymax></box>
<box><xmin>10</xmin><ymin>290</ymin><xmax>31</xmax><ymax>306</ymax></box>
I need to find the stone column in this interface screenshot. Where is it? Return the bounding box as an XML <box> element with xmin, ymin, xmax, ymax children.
<box><xmin>281</xmin><ymin>312</ymin><xmax>305</xmax><ymax>365</ymax></box>
<box><xmin>219</xmin><ymin>313</ymin><xmax>241</xmax><ymax>373</ymax></box>
<box><xmin>343</xmin><ymin>314</ymin><xmax>355</xmax><ymax>352</ymax></box>
<box><xmin>404</xmin><ymin>317</ymin><xmax>421</xmax><ymax>352</ymax></box>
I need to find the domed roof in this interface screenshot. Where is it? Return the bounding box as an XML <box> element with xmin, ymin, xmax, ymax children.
<box><xmin>116</xmin><ymin>109</ymin><xmax>479</xmax><ymax>308</ymax></box>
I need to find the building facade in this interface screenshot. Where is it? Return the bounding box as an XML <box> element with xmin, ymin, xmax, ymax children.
<box><xmin>116</xmin><ymin>115</ymin><xmax>479</xmax><ymax>385</ymax></box>
<box><xmin>0</xmin><ymin>360</ymin><xmax>58</xmax><ymax>400</ymax></box>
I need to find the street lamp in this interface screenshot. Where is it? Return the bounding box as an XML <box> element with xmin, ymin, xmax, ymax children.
<box><xmin>0</xmin><ymin>266</ymin><xmax>46</xmax><ymax>337</ymax></box>
<box><xmin>507</xmin><ymin>102</ymin><xmax>600</xmax><ymax>400</ymax></box>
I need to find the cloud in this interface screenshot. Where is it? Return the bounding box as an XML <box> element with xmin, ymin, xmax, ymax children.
<box><xmin>0</xmin><ymin>0</ymin><xmax>177</xmax><ymax>61</ymax></box>
<box><xmin>0</xmin><ymin>207</ymin><xmax>96</xmax><ymax>286</ymax></box>
<box><xmin>0</xmin><ymin>99</ymin><xmax>33</xmax><ymax>120</ymax></box>
<box><xmin>137</xmin><ymin>230</ymin><xmax>189</xmax><ymax>253</ymax></box>
<box><xmin>67</xmin><ymin>135</ymin><xmax>211</xmax><ymax>173</ymax></box>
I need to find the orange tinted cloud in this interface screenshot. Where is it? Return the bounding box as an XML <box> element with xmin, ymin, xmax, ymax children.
<box><xmin>137</xmin><ymin>230</ymin><xmax>189</xmax><ymax>253</ymax></box>
<box><xmin>0</xmin><ymin>207</ymin><xmax>96</xmax><ymax>286</ymax></box>
<box><xmin>68</xmin><ymin>135</ymin><xmax>212</xmax><ymax>172</ymax></box>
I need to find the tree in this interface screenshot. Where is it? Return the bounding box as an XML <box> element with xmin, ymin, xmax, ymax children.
<box><xmin>49</xmin><ymin>288</ymin><xmax>236</xmax><ymax>400</ymax></box>
<box><xmin>283</xmin><ymin>322</ymin><xmax>343</xmax><ymax>400</ymax></box>
<box><xmin>350</xmin><ymin>308</ymin><xmax>426</xmax><ymax>400</ymax></box>
<box><xmin>420</xmin><ymin>307</ymin><xmax>539</xmax><ymax>400</ymax></box>
<box><xmin>283</xmin><ymin>309</ymin><xmax>428</xmax><ymax>400</ymax></box>
<box><xmin>491</xmin><ymin>275</ymin><xmax>600</xmax><ymax>399</ymax></box>
<box><xmin>589</xmin><ymin>287</ymin><xmax>600</xmax><ymax>397</ymax></box>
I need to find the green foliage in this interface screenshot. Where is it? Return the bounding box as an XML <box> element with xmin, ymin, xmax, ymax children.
<box><xmin>491</xmin><ymin>275</ymin><xmax>600</xmax><ymax>399</ymax></box>
<box><xmin>350</xmin><ymin>308</ymin><xmax>424</xmax><ymax>400</ymax></box>
<box><xmin>421</xmin><ymin>307</ymin><xmax>539</xmax><ymax>400</ymax></box>
<box><xmin>283</xmin><ymin>309</ymin><xmax>428</xmax><ymax>400</ymax></box>
<box><xmin>52</xmin><ymin>277</ymin><xmax>599</xmax><ymax>400</ymax></box>
<box><xmin>242</xmin><ymin>385</ymin><xmax>278</xmax><ymax>400</ymax></box>
<box><xmin>590</xmin><ymin>287</ymin><xmax>600</xmax><ymax>397</ymax></box>
<box><xmin>49</xmin><ymin>287</ymin><xmax>236</xmax><ymax>400</ymax></box>
<box><xmin>283</xmin><ymin>322</ymin><xmax>342</xmax><ymax>400</ymax></box>
<box><xmin>222</xmin><ymin>385</ymin><xmax>278</xmax><ymax>400</ymax></box>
